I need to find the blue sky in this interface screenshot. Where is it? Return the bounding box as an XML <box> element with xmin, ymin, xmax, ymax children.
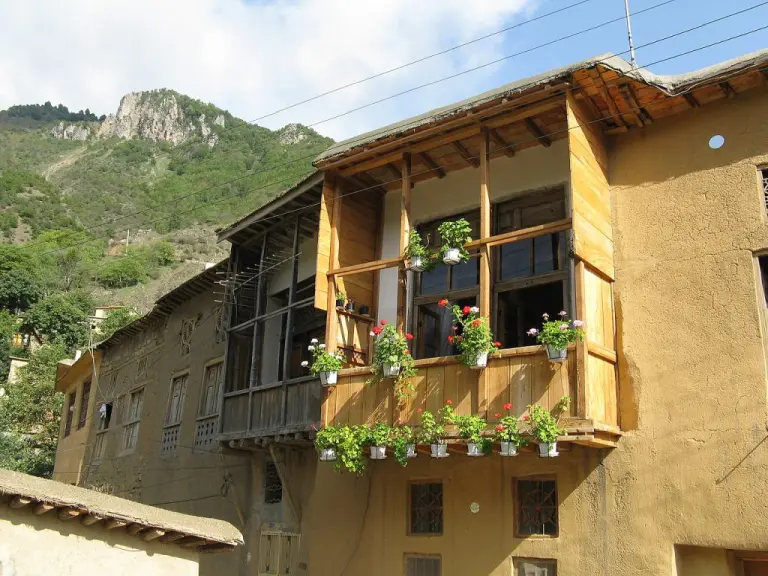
<box><xmin>0</xmin><ymin>0</ymin><xmax>765</xmax><ymax>140</ymax></box>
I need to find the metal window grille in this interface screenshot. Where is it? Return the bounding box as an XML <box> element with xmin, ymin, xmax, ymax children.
<box><xmin>93</xmin><ymin>431</ymin><xmax>107</xmax><ymax>462</ymax></box>
<box><xmin>161</xmin><ymin>424</ymin><xmax>180</xmax><ymax>455</ymax></box>
<box><xmin>513</xmin><ymin>558</ymin><xmax>557</xmax><ymax>576</ymax></box>
<box><xmin>264</xmin><ymin>461</ymin><xmax>283</xmax><ymax>504</ymax></box>
<box><xmin>194</xmin><ymin>416</ymin><xmax>219</xmax><ymax>449</ymax></box>
<box><xmin>406</xmin><ymin>556</ymin><xmax>442</xmax><ymax>576</ymax></box>
<box><xmin>517</xmin><ymin>479</ymin><xmax>558</xmax><ymax>536</ymax></box>
<box><xmin>121</xmin><ymin>388</ymin><xmax>144</xmax><ymax>452</ymax></box>
<box><xmin>409</xmin><ymin>482</ymin><xmax>443</xmax><ymax>534</ymax></box>
<box><xmin>77</xmin><ymin>379</ymin><xmax>91</xmax><ymax>430</ymax></box>
<box><xmin>761</xmin><ymin>168</ymin><xmax>768</xmax><ymax>215</ymax></box>
<box><xmin>258</xmin><ymin>531</ymin><xmax>300</xmax><ymax>576</ymax></box>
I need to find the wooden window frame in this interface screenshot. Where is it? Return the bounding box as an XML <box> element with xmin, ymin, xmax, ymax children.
<box><xmin>77</xmin><ymin>378</ymin><xmax>91</xmax><ymax>430</ymax></box>
<box><xmin>407</xmin><ymin>480</ymin><xmax>444</xmax><ymax>537</ymax></box>
<box><xmin>198</xmin><ymin>359</ymin><xmax>224</xmax><ymax>419</ymax></box>
<box><xmin>64</xmin><ymin>391</ymin><xmax>76</xmax><ymax>438</ymax></box>
<box><xmin>513</xmin><ymin>475</ymin><xmax>559</xmax><ymax>538</ymax></box>
<box><xmin>120</xmin><ymin>386</ymin><xmax>145</xmax><ymax>455</ymax></box>
<box><xmin>404</xmin><ymin>553</ymin><xmax>442</xmax><ymax>576</ymax></box>
<box><xmin>512</xmin><ymin>557</ymin><xmax>557</xmax><ymax>575</ymax></box>
<box><xmin>165</xmin><ymin>371</ymin><xmax>189</xmax><ymax>427</ymax></box>
<box><xmin>759</xmin><ymin>165</ymin><xmax>768</xmax><ymax>219</ymax></box>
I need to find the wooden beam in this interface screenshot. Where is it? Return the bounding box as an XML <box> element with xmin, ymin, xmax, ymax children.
<box><xmin>384</xmin><ymin>163</ymin><xmax>401</xmax><ymax>182</ymax></box>
<box><xmin>105</xmin><ymin>518</ymin><xmax>128</xmax><ymax>530</ymax></box>
<box><xmin>159</xmin><ymin>532</ymin><xmax>187</xmax><ymax>544</ymax></box>
<box><xmin>398</xmin><ymin>153</ymin><xmax>412</xmax><ymax>334</ymax></box>
<box><xmin>33</xmin><ymin>502</ymin><xmax>55</xmax><ymax>515</ymax></box>
<box><xmin>466</xmin><ymin>218</ymin><xmax>572</xmax><ymax>250</ymax></box>
<box><xmin>57</xmin><ymin>508</ymin><xmax>82</xmax><ymax>521</ymax></box>
<box><xmin>269</xmin><ymin>445</ymin><xmax>300</xmax><ymax>523</ymax></box>
<box><xmin>179</xmin><ymin>538</ymin><xmax>209</xmax><ymax>549</ymax></box>
<box><xmin>127</xmin><ymin>523</ymin><xmax>146</xmax><ymax>535</ymax></box>
<box><xmin>9</xmin><ymin>496</ymin><xmax>32</xmax><ymax>509</ymax></box>
<box><xmin>324</xmin><ymin>176</ymin><xmax>342</xmax><ymax>353</ymax></box>
<box><xmin>142</xmin><ymin>528</ymin><xmax>166</xmax><ymax>542</ymax></box>
<box><xmin>329</xmin><ymin>256</ymin><xmax>402</xmax><ymax>277</ymax></box>
<box><xmin>574</xmin><ymin>260</ymin><xmax>588</xmax><ymax>419</ymax></box>
<box><xmin>488</xmin><ymin>128</ymin><xmax>514</xmax><ymax>157</ymax></box>
<box><xmin>81</xmin><ymin>513</ymin><xmax>105</xmax><ymax>526</ymax></box>
<box><xmin>451</xmin><ymin>140</ymin><xmax>479</xmax><ymax>168</ymax></box>
<box><xmin>418</xmin><ymin>152</ymin><xmax>446</xmax><ymax>178</ymax></box>
<box><xmin>619</xmin><ymin>84</ymin><xmax>652</xmax><ymax>126</ymax></box>
<box><xmin>683</xmin><ymin>93</ymin><xmax>700</xmax><ymax>108</ymax></box>
<box><xmin>478</xmin><ymin>128</ymin><xmax>491</xmax><ymax>420</ymax></box>
<box><xmin>719</xmin><ymin>81</ymin><xmax>737</xmax><ymax>98</ymax></box>
<box><xmin>588</xmin><ymin>68</ymin><xmax>626</xmax><ymax>128</ymax></box>
<box><xmin>588</xmin><ymin>341</ymin><xmax>618</xmax><ymax>364</ymax></box>
<box><xmin>523</xmin><ymin>118</ymin><xmax>551</xmax><ymax>147</ymax></box>
<box><xmin>198</xmin><ymin>544</ymin><xmax>237</xmax><ymax>554</ymax></box>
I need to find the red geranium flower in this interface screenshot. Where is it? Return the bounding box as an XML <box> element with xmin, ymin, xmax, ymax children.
<box><xmin>472</xmin><ymin>319</ymin><xmax>481</xmax><ymax>327</ymax></box>
<box><xmin>494</xmin><ymin>341</ymin><xmax>502</xmax><ymax>348</ymax></box>
<box><xmin>406</xmin><ymin>333</ymin><xmax>414</xmax><ymax>341</ymax></box>
<box><xmin>503</xmin><ymin>402</ymin><xmax>513</xmax><ymax>411</ymax></box>
<box><xmin>494</xmin><ymin>412</ymin><xmax>502</xmax><ymax>419</ymax></box>
<box><xmin>438</xmin><ymin>299</ymin><xmax>449</xmax><ymax>307</ymax></box>
<box><xmin>416</xmin><ymin>408</ymin><xmax>423</xmax><ymax>414</ymax></box>
<box><xmin>495</xmin><ymin>424</ymin><xmax>504</xmax><ymax>432</ymax></box>
<box><xmin>462</xmin><ymin>306</ymin><xmax>471</xmax><ymax>315</ymax></box>
<box><xmin>373</xmin><ymin>326</ymin><xmax>383</xmax><ymax>336</ymax></box>
<box><xmin>380</xmin><ymin>320</ymin><xmax>388</xmax><ymax>326</ymax></box>
<box><xmin>446</xmin><ymin>399</ymin><xmax>453</xmax><ymax>405</ymax></box>
<box><xmin>447</xmin><ymin>335</ymin><xmax>454</xmax><ymax>344</ymax></box>
<box><xmin>405</xmin><ymin>349</ymin><xmax>411</xmax><ymax>355</ymax></box>
<box><xmin>523</xmin><ymin>415</ymin><xmax>530</xmax><ymax>421</ymax></box>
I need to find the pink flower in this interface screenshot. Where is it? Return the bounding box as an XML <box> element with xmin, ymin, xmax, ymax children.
<box><xmin>493</xmin><ymin>341</ymin><xmax>502</xmax><ymax>348</ymax></box>
<box><xmin>559</xmin><ymin>310</ymin><xmax>567</xmax><ymax>317</ymax></box>
<box><xmin>573</xmin><ymin>320</ymin><xmax>584</xmax><ymax>327</ymax></box>
<box><xmin>494</xmin><ymin>412</ymin><xmax>502</xmax><ymax>419</ymax></box>
<box><xmin>495</xmin><ymin>424</ymin><xmax>505</xmax><ymax>432</ymax></box>
<box><xmin>542</xmin><ymin>313</ymin><xmax>549</xmax><ymax>320</ymax></box>
<box><xmin>559</xmin><ymin>324</ymin><xmax>569</xmax><ymax>331</ymax></box>
<box><xmin>406</xmin><ymin>333</ymin><xmax>414</xmax><ymax>341</ymax></box>
<box><xmin>503</xmin><ymin>402</ymin><xmax>513</xmax><ymax>411</ymax></box>
<box><xmin>527</xmin><ymin>328</ymin><xmax>538</xmax><ymax>336</ymax></box>
<box><xmin>446</xmin><ymin>399</ymin><xmax>453</xmax><ymax>406</ymax></box>
<box><xmin>417</xmin><ymin>408</ymin><xmax>423</xmax><ymax>414</ymax></box>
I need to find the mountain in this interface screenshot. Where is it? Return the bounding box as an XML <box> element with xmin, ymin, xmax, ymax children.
<box><xmin>0</xmin><ymin>90</ymin><xmax>333</xmax><ymax>310</ymax></box>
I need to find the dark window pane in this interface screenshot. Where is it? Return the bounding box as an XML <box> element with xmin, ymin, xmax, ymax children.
<box><xmin>416</xmin><ymin>297</ymin><xmax>476</xmax><ymax>359</ymax></box>
<box><xmin>451</xmin><ymin>259</ymin><xmax>478</xmax><ymax>290</ymax></box>
<box><xmin>533</xmin><ymin>234</ymin><xmax>559</xmax><ymax>275</ymax></box>
<box><xmin>517</xmin><ymin>479</ymin><xmax>558</xmax><ymax>536</ymax></box>
<box><xmin>497</xmin><ymin>282</ymin><xmax>564</xmax><ymax>348</ymax></box>
<box><xmin>499</xmin><ymin>240</ymin><xmax>532</xmax><ymax>280</ymax></box>
<box><xmin>760</xmin><ymin>256</ymin><xmax>768</xmax><ymax>308</ymax></box>
<box><xmin>410</xmin><ymin>482</ymin><xmax>443</xmax><ymax>534</ymax></box>
<box><xmin>420</xmin><ymin>266</ymin><xmax>449</xmax><ymax>296</ymax></box>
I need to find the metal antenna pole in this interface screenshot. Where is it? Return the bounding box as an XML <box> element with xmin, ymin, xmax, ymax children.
<box><xmin>624</xmin><ymin>0</ymin><xmax>638</xmax><ymax>67</ymax></box>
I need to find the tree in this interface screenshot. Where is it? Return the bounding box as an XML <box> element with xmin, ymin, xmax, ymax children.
<box><xmin>98</xmin><ymin>307</ymin><xmax>138</xmax><ymax>340</ymax></box>
<box><xmin>96</xmin><ymin>256</ymin><xmax>148</xmax><ymax>288</ymax></box>
<box><xmin>0</xmin><ymin>244</ymin><xmax>43</xmax><ymax>311</ymax></box>
<box><xmin>0</xmin><ymin>311</ymin><xmax>16</xmax><ymax>382</ymax></box>
<box><xmin>23</xmin><ymin>293</ymin><xmax>90</xmax><ymax>351</ymax></box>
<box><xmin>0</xmin><ymin>343</ymin><xmax>68</xmax><ymax>477</ymax></box>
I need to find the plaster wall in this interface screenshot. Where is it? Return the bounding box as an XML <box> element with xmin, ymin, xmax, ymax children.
<box><xmin>0</xmin><ymin>505</ymin><xmax>199</xmax><ymax>576</ymax></box>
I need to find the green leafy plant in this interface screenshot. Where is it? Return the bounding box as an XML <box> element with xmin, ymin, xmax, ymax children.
<box><xmin>443</xmin><ymin>403</ymin><xmax>488</xmax><ymax>445</ymax></box>
<box><xmin>391</xmin><ymin>422</ymin><xmax>416</xmax><ymax>467</ymax></box>
<box><xmin>335</xmin><ymin>291</ymin><xmax>346</xmax><ymax>306</ymax></box>
<box><xmin>315</xmin><ymin>425</ymin><xmax>340</xmax><ymax>451</ymax></box>
<box><xmin>440</xmin><ymin>300</ymin><xmax>501</xmax><ymax>366</ymax></box>
<box><xmin>367</xmin><ymin>421</ymin><xmax>392</xmax><ymax>447</ymax></box>
<box><xmin>493</xmin><ymin>402</ymin><xmax>528</xmax><ymax>448</ymax></box>
<box><xmin>303</xmin><ymin>339</ymin><xmax>343</xmax><ymax>374</ymax></box>
<box><xmin>403</xmin><ymin>230</ymin><xmax>437</xmax><ymax>272</ymax></box>
<box><xmin>417</xmin><ymin>403</ymin><xmax>453</xmax><ymax>445</ymax></box>
<box><xmin>437</xmin><ymin>218</ymin><xmax>472</xmax><ymax>263</ymax></box>
<box><xmin>369</xmin><ymin>321</ymin><xmax>417</xmax><ymax>403</ymax></box>
<box><xmin>527</xmin><ymin>311</ymin><xmax>584</xmax><ymax>351</ymax></box>
<box><xmin>314</xmin><ymin>424</ymin><xmax>369</xmax><ymax>475</ymax></box>
<box><xmin>525</xmin><ymin>397</ymin><xmax>571</xmax><ymax>443</ymax></box>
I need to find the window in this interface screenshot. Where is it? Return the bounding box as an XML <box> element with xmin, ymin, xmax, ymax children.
<box><xmin>513</xmin><ymin>558</ymin><xmax>557</xmax><ymax>576</ymax></box>
<box><xmin>516</xmin><ymin>478</ymin><xmax>558</xmax><ymax>536</ymax></box>
<box><xmin>409</xmin><ymin>482</ymin><xmax>443</xmax><ymax>535</ymax></box>
<box><xmin>258</xmin><ymin>531</ymin><xmax>301</xmax><ymax>576</ymax></box>
<box><xmin>93</xmin><ymin>402</ymin><xmax>112</xmax><ymax>462</ymax></box>
<box><xmin>77</xmin><ymin>379</ymin><xmax>91</xmax><ymax>430</ymax></box>
<box><xmin>195</xmin><ymin>362</ymin><xmax>223</xmax><ymax>449</ymax></box>
<box><xmin>405</xmin><ymin>555</ymin><xmax>442</xmax><ymax>576</ymax></box>
<box><xmin>761</xmin><ymin>167</ymin><xmax>768</xmax><ymax>215</ymax></box>
<box><xmin>180</xmin><ymin>317</ymin><xmax>196</xmax><ymax>355</ymax></box>
<box><xmin>759</xmin><ymin>255</ymin><xmax>768</xmax><ymax>309</ymax></box>
<box><xmin>64</xmin><ymin>392</ymin><xmax>76</xmax><ymax>437</ymax></box>
<box><xmin>264</xmin><ymin>460</ymin><xmax>283</xmax><ymax>504</ymax></box>
<box><xmin>121</xmin><ymin>388</ymin><xmax>144</xmax><ymax>453</ymax></box>
<box><xmin>162</xmin><ymin>374</ymin><xmax>188</xmax><ymax>455</ymax></box>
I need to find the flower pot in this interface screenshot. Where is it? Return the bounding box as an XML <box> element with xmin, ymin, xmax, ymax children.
<box><xmin>345</xmin><ymin>301</ymin><xmax>355</xmax><ymax>312</ymax></box>
<box><xmin>538</xmin><ymin>441</ymin><xmax>559</xmax><ymax>458</ymax></box>
<box><xmin>359</xmin><ymin>305</ymin><xmax>370</xmax><ymax>316</ymax></box>
<box><xmin>499</xmin><ymin>441</ymin><xmax>518</xmax><ymax>457</ymax></box>
<box><xmin>382</xmin><ymin>362</ymin><xmax>401</xmax><ymax>378</ymax></box>
<box><xmin>319</xmin><ymin>371</ymin><xmax>338</xmax><ymax>386</ymax></box>
<box><xmin>469</xmin><ymin>351</ymin><xmax>488</xmax><ymax>370</ymax></box>
<box><xmin>546</xmin><ymin>344</ymin><xmax>567</xmax><ymax>362</ymax></box>
<box><xmin>370</xmin><ymin>445</ymin><xmax>387</xmax><ymax>460</ymax></box>
<box><xmin>319</xmin><ymin>448</ymin><xmax>336</xmax><ymax>461</ymax></box>
<box><xmin>430</xmin><ymin>443</ymin><xmax>449</xmax><ymax>458</ymax></box>
<box><xmin>335</xmin><ymin>299</ymin><xmax>345</xmax><ymax>308</ymax></box>
<box><xmin>466</xmin><ymin>442</ymin><xmax>484</xmax><ymax>457</ymax></box>
<box><xmin>408</xmin><ymin>256</ymin><xmax>426</xmax><ymax>273</ymax></box>
<box><xmin>442</xmin><ymin>248</ymin><xmax>461</xmax><ymax>265</ymax></box>
<box><xmin>406</xmin><ymin>444</ymin><xmax>417</xmax><ymax>459</ymax></box>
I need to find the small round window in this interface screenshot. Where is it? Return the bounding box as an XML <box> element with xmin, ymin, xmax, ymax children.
<box><xmin>708</xmin><ymin>134</ymin><xmax>725</xmax><ymax>149</ymax></box>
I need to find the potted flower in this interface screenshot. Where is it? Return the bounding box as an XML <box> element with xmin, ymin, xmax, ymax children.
<box><xmin>391</xmin><ymin>421</ymin><xmax>417</xmax><ymax>466</ymax></box>
<box><xmin>302</xmin><ymin>339</ymin><xmax>344</xmax><ymax>386</ymax></box>
<box><xmin>526</xmin><ymin>397</ymin><xmax>570</xmax><ymax>458</ymax></box>
<box><xmin>335</xmin><ymin>425</ymin><xmax>369</xmax><ymax>474</ymax></box>
<box><xmin>441</xmin><ymin>300</ymin><xmax>501</xmax><ymax>368</ymax></box>
<box><xmin>444</xmin><ymin>403</ymin><xmax>488</xmax><ymax>456</ymax></box>
<box><xmin>335</xmin><ymin>291</ymin><xmax>346</xmax><ymax>309</ymax></box>
<box><xmin>437</xmin><ymin>218</ymin><xmax>472</xmax><ymax>265</ymax></box>
<box><xmin>527</xmin><ymin>311</ymin><xmax>584</xmax><ymax>362</ymax></box>
<box><xmin>403</xmin><ymin>230</ymin><xmax>436</xmax><ymax>273</ymax></box>
<box><xmin>370</xmin><ymin>321</ymin><xmax>418</xmax><ymax>402</ymax></box>
<box><xmin>367</xmin><ymin>421</ymin><xmax>391</xmax><ymax>460</ymax></box>
<box><xmin>493</xmin><ymin>403</ymin><xmax>527</xmax><ymax>457</ymax></box>
<box><xmin>359</xmin><ymin>304</ymin><xmax>370</xmax><ymax>316</ymax></box>
<box><xmin>345</xmin><ymin>299</ymin><xmax>356</xmax><ymax>313</ymax></box>
<box><xmin>315</xmin><ymin>425</ymin><xmax>340</xmax><ymax>462</ymax></box>
<box><xmin>418</xmin><ymin>403</ymin><xmax>452</xmax><ymax>458</ymax></box>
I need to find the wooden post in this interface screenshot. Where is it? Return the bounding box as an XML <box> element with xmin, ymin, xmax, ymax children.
<box><xmin>574</xmin><ymin>259</ymin><xmax>589</xmax><ymax>419</ymax></box>
<box><xmin>478</xmin><ymin>128</ymin><xmax>492</xmax><ymax>418</ymax></box>
<box><xmin>246</xmin><ymin>235</ymin><xmax>268</xmax><ymax>435</ymax></box>
<box><xmin>324</xmin><ymin>177</ymin><xmax>342</xmax><ymax>352</ymax></box>
<box><xmin>397</xmin><ymin>153</ymin><xmax>412</xmax><ymax>333</ymax></box>
<box><xmin>280</xmin><ymin>215</ymin><xmax>302</xmax><ymax>426</ymax></box>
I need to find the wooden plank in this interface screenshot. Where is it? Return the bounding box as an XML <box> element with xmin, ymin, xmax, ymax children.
<box><xmin>572</xmin><ymin>215</ymin><xmax>615</xmax><ymax>280</ymax></box>
<box><xmin>453</xmin><ymin>364</ymin><xmax>474</xmax><ymax>416</ymax></box>
<box><xmin>374</xmin><ymin>374</ymin><xmax>393</xmax><ymax>425</ymax></box>
<box><xmin>330</xmin><ymin>256</ymin><xmax>401</xmax><ymax>277</ymax></box>
<box><xmin>324</xmin><ymin>178</ymin><xmax>343</xmax><ymax>352</ymax></box>
<box><xmin>9</xmin><ymin>496</ymin><xmax>32</xmax><ymax>509</ymax></box>
<box><xmin>347</xmin><ymin>376</ymin><xmax>365</xmax><ymax>426</ymax></box>
<box><xmin>315</xmin><ymin>172</ymin><xmax>335</xmax><ymax>310</ymax></box>
<box><xmin>425</xmin><ymin>366</ymin><xmax>445</xmax><ymax>416</ymax></box>
<box><xmin>530</xmin><ymin>355</ymin><xmax>551</xmax><ymax>410</ymax></box>
<box><xmin>588</xmin><ymin>342</ymin><xmax>617</xmax><ymax>364</ymax></box>
<box><xmin>333</xmin><ymin>377</ymin><xmax>351</xmax><ymax>426</ymax></box>
<box><xmin>524</xmin><ymin>117</ymin><xmax>551</xmax><ymax>147</ymax></box>
<box><xmin>487</xmin><ymin>357</ymin><xmax>510</xmax><ymax>421</ymax></box>
<box><xmin>403</xmin><ymin>370</ymin><xmax>426</xmax><ymax>425</ymax></box>
<box><xmin>509</xmin><ymin>356</ymin><xmax>532</xmax><ymax>417</ymax></box>
<box><xmin>398</xmin><ymin>153</ymin><xmax>411</xmax><ymax>333</ymax></box>
<box><xmin>451</xmin><ymin>140</ymin><xmax>479</xmax><ymax>168</ymax></box>
<box><xmin>489</xmin><ymin>128</ymin><xmax>515</xmax><ymax>157</ymax></box>
<box><xmin>323</xmin><ymin>378</ymin><xmax>338</xmax><ymax>426</ymax></box>
<box><xmin>362</xmin><ymin>374</ymin><xmax>379</xmax><ymax>426</ymax></box>
<box><xmin>574</xmin><ymin>260</ymin><xmax>588</xmax><ymax>419</ymax></box>
<box><xmin>418</xmin><ymin>152</ymin><xmax>446</xmax><ymax>178</ymax></box>
<box><xmin>465</xmin><ymin>218</ymin><xmax>572</xmax><ymax>250</ymax></box>
<box><xmin>548</xmin><ymin>358</ymin><xmax>570</xmax><ymax>411</ymax></box>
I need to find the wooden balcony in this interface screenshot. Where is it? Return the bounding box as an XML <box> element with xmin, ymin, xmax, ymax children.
<box><xmin>322</xmin><ymin>344</ymin><xmax>620</xmax><ymax>448</ymax></box>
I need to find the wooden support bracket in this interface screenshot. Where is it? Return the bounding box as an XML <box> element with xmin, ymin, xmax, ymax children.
<box><xmin>451</xmin><ymin>140</ymin><xmax>479</xmax><ymax>167</ymax></box>
<box><xmin>524</xmin><ymin>118</ymin><xmax>551</xmax><ymax>147</ymax></box>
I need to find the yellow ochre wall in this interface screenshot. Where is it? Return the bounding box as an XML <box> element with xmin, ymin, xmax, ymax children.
<box><xmin>301</xmin><ymin>86</ymin><xmax>768</xmax><ymax>575</ymax></box>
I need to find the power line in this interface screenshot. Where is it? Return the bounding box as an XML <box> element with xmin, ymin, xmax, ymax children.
<box><xmin>25</xmin><ymin>0</ymin><xmax>682</xmax><ymax>252</ymax></box>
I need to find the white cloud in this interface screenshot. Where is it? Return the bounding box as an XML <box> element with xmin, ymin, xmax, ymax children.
<box><xmin>0</xmin><ymin>0</ymin><xmax>536</xmax><ymax>139</ymax></box>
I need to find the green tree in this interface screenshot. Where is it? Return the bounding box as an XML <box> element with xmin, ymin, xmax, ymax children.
<box><xmin>0</xmin><ymin>244</ymin><xmax>43</xmax><ymax>311</ymax></box>
<box><xmin>98</xmin><ymin>307</ymin><xmax>138</xmax><ymax>340</ymax></box>
<box><xmin>23</xmin><ymin>293</ymin><xmax>90</xmax><ymax>350</ymax></box>
<box><xmin>0</xmin><ymin>310</ymin><xmax>16</xmax><ymax>381</ymax></box>
<box><xmin>96</xmin><ymin>256</ymin><xmax>148</xmax><ymax>288</ymax></box>
<box><xmin>0</xmin><ymin>343</ymin><xmax>68</xmax><ymax>477</ymax></box>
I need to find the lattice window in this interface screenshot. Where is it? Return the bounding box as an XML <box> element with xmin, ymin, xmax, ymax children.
<box><xmin>513</xmin><ymin>558</ymin><xmax>557</xmax><ymax>576</ymax></box>
<box><xmin>77</xmin><ymin>379</ymin><xmax>91</xmax><ymax>430</ymax></box>
<box><xmin>258</xmin><ymin>531</ymin><xmax>300</xmax><ymax>576</ymax></box>
<box><xmin>136</xmin><ymin>356</ymin><xmax>148</xmax><ymax>381</ymax></box>
<box><xmin>194</xmin><ymin>416</ymin><xmax>218</xmax><ymax>449</ymax></box>
<box><xmin>264</xmin><ymin>460</ymin><xmax>283</xmax><ymax>504</ymax></box>
<box><xmin>516</xmin><ymin>479</ymin><xmax>558</xmax><ymax>536</ymax></box>
<box><xmin>198</xmin><ymin>363</ymin><xmax>222</xmax><ymax>419</ymax></box>
<box><xmin>165</xmin><ymin>374</ymin><xmax>188</xmax><ymax>426</ymax></box>
<box><xmin>405</xmin><ymin>555</ymin><xmax>441</xmax><ymax>576</ymax></box>
<box><xmin>161</xmin><ymin>424</ymin><xmax>180</xmax><ymax>455</ymax></box>
<box><xmin>121</xmin><ymin>388</ymin><xmax>144</xmax><ymax>452</ymax></box>
<box><xmin>92</xmin><ymin>401</ymin><xmax>112</xmax><ymax>462</ymax></box>
<box><xmin>215</xmin><ymin>305</ymin><xmax>228</xmax><ymax>344</ymax></box>
<box><xmin>761</xmin><ymin>168</ymin><xmax>768</xmax><ymax>215</ymax></box>
<box><xmin>93</xmin><ymin>431</ymin><xmax>108</xmax><ymax>462</ymax></box>
<box><xmin>180</xmin><ymin>317</ymin><xmax>196</xmax><ymax>356</ymax></box>
<box><xmin>409</xmin><ymin>482</ymin><xmax>443</xmax><ymax>535</ymax></box>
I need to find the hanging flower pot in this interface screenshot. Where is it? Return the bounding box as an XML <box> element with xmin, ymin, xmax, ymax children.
<box><xmin>538</xmin><ymin>441</ymin><xmax>559</xmax><ymax>458</ymax></box>
<box><xmin>469</xmin><ymin>351</ymin><xmax>488</xmax><ymax>370</ymax></box>
<box><xmin>369</xmin><ymin>445</ymin><xmax>387</xmax><ymax>460</ymax></box>
<box><xmin>466</xmin><ymin>442</ymin><xmax>484</xmax><ymax>457</ymax></box>
<box><xmin>335</xmin><ymin>292</ymin><xmax>346</xmax><ymax>309</ymax></box>
<box><xmin>406</xmin><ymin>444</ymin><xmax>417</xmax><ymax>459</ymax></box>
<box><xmin>430</xmin><ymin>443</ymin><xmax>449</xmax><ymax>458</ymax></box>
<box><xmin>382</xmin><ymin>362</ymin><xmax>401</xmax><ymax>378</ymax></box>
<box><xmin>408</xmin><ymin>256</ymin><xmax>427</xmax><ymax>273</ymax></box>
<box><xmin>499</xmin><ymin>441</ymin><xmax>519</xmax><ymax>457</ymax></box>
<box><xmin>319</xmin><ymin>447</ymin><xmax>337</xmax><ymax>461</ymax></box>
<box><xmin>442</xmin><ymin>248</ymin><xmax>461</xmax><ymax>265</ymax></box>
<box><xmin>359</xmin><ymin>305</ymin><xmax>370</xmax><ymax>316</ymax></box>
<box><xmin>345</xmin><ymin>300</ymin><xmax>356</xmax><ymax>312</ymax></box>
<box><xmin>319</xmin><ymin>371</ymin><xmax>338</xmax><ymax>386</ymax></box>
<box><xmin>546</xmin><ymin>344</ymin><xmax>567</xmax><ymax>362</ymax></box>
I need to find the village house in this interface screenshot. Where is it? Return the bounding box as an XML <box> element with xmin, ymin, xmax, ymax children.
<box><xmin>56</xmin><ymin>49</ymin><xmax>768</xmax><ymax>575</ymax></box>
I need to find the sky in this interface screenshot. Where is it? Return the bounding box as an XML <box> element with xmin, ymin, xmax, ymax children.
<box><xmin>0</xmin><ymin>0</ymin><xmax>766</xmax><ymax>141</ymax></box>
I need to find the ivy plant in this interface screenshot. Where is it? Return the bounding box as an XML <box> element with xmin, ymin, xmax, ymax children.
<box><xmin>403</xmin><ymin>230</ymin><xmax>437</xmax><ymax>272</ymax></box>
<box><xmin>391</xmin><ymin>422</ymin><xmax>416</xmax><ymax>467</ymax></box>
<box><xmin>437</xmin><ymin>218</ymin><xmax>472</xmax><ymax>263</ymax></box>
<box><xmin>369</xmin><ymin>321</ymin><xmax>418</xmax><ymax>403</ymax></box>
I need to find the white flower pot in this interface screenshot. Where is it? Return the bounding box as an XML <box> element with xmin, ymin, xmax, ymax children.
<box><xmin>538</xmin><ymin>441</ymin><xmax>559</xmax><ymax>458</ymax></box>
<box><xmin>408</xmin><ymin>256</ymin><xmax>426</xmax><ymax>273</ymax></box>
<box><xmin>469</xmin><ymin>351</ymin><xmax>488</xmax><ymax>370</ymax></box>
<box><xmin>319</xmin><ymin>448</ymin><xmax>336</xmax><ymax>461</ymax></box>
<box><xmin>466</xmin><ymin>442</ymin><xmax>483</xmax><ymax>457</ymax></box>
<box><xmin>499</xmin><ymin>441</ymin><xmax>519</xmax><ymax>457</ymax></box>
<box><xmin>442</xmin><ymin>248</ymin><xmax>461</xmax><ymax>265</ymax></box>
<box><xmin>370</xmin><ymin>445</ymin><xmax>387</xmax><ymax>460</ymax></box>
<box><xmin>319</xmin><ymin>371</ymin><xmax>338</xmax><ymax>386</ymax></box>
<box><xmin>382</xmin><ymin>362</ymin><xmax>401</xmax><ymax>378</ymax></box>
<box><xmin>546</xmin><ymin>344</ymin><xmax>567</xmax><ymax>362</ymax></box>
<box><xmin>406</xmin><ymin>444</ymin><xmax>417</xmax><ymax>459</ymax></box>
<box><xmin>430</xmin><ymin>443</ymin><xmax>449</xmax><ymax>458</ymax></box>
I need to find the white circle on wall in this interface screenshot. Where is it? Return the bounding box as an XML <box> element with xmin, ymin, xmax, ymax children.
<box><xmin>708</xmin><ymin>134</ymin><xmax>725</xmax><ymax>149</ymax></box>
<box><xmin>470</xmin><ymin>502</ymin><xmax>480</xmax><ymax>514</ymax></box>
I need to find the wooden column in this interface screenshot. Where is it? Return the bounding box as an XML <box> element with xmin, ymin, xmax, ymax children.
<box><xmin>280</xmin><ymin>215</ymin><xmax>302</xmax><ymax>425</ymax></box>
<box><xmin>397</xmin><ymin>153</ymin><xmax>412</xmax><ymax>333</ymax></box>
<box><xmin>574</xmin><ymin>259</ymin><xmax>589</xmax><ymax>418</ymax></box>
<box><xmin>478</xmin><ymin>128</ymin><xmax>492</xmax><ymax>418</ymax></box>
<box><xmin>324</xmin><ymin>177</ymin><xmax>342</xmax><ymax>352</ymax></box>
<box><xmin>246</xmin><ymin>235</ymin><xmax>268</xmax><ymax>434</ymax></box>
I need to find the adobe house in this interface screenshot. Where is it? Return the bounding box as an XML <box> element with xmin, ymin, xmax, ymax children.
<box><xmin>0</xmin><ymin>467</ymin><xmax>242</xmax><ymax>575</ymax></box>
